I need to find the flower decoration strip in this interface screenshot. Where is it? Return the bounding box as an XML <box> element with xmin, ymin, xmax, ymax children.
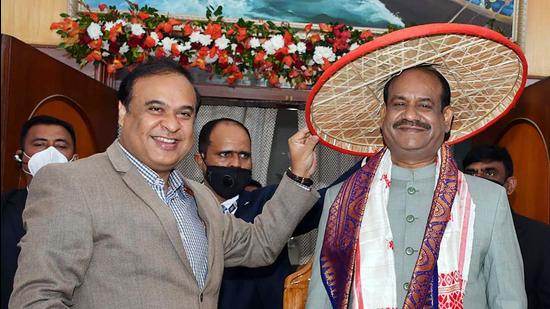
<box><xmin>51</xmin><ymin>0</ymin><xmax>400</xmax><ymax>88</ymax></box>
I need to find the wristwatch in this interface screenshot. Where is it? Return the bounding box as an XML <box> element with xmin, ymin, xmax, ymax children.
<box><xmin>286</xmin><ymin>168</ymin><xmax>313</xmax><ymax>186</ymax></box>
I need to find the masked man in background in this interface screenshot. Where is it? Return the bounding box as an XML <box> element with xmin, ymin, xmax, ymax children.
<box><xmin>195</xmin><ymin>118</ymin><xmax>323</xmax><ymax>309</ymax></box>
<box><xmin>1</xmin><ymin>115</ymin><xmax>78</xmax><ymax>309</ymax></box>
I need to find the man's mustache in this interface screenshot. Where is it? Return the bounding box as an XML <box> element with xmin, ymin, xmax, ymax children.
<box><xmin>392</xmin><ymin>119</ymin><xmax>431</xmax><ymax>130</ymax></box>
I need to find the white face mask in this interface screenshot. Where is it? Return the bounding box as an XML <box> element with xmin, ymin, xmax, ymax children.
<box><xmin>25</xmin><ymin>146</ymin><xmax>70</xmax><ymax>176</ymax></box>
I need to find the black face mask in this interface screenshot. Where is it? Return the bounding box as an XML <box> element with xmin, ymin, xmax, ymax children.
<box><xmin>205</xmin><ymin>165</ymin><xmax>252</xmax><ymax>199</ymax></box>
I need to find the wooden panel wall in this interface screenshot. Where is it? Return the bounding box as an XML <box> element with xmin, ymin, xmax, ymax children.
<box><xmin>1</xmin><ymin>35</ymin><xmax>118</xmax><ymax>192</ymax></box>
<box><xmin>1</xmin><ymin>0</ymin><xmax>548</xmax><ymax>76</ymax></box>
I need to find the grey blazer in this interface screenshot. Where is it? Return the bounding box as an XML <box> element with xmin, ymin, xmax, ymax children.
<box><xmin>10</xmin><ymin>142</ymin><xmax>319</xmax><ymax>309</ymax></box>
<box><xmin>306</xmin><ymin>174</ymin><xmax>526</xmax><ymax>309</ymax></box>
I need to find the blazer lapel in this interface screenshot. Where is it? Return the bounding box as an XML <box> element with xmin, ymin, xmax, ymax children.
<box><xmin>106</xmin><ymin>142</ymin><xmax>195</xmax><ymax>275</ymax></box>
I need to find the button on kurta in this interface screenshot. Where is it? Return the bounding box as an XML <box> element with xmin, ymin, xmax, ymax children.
<box><xmin>406</xmin><ymin>215</ymin><xmax>415</xmax><ymax>223</ymax></box>
<box><xmin>405</xmin><ymin>247</ymin><xmax>415</xmax><ymax>255</ymax></box>
<box><xmin>403</xmin><ymin>282</ymin><xmax>410</xmax><ymax>291</ymax></box>
<box><xmin>407</xmin><ymin>186</ymin><xmax>417</xmax><ymax>195</ymax></box>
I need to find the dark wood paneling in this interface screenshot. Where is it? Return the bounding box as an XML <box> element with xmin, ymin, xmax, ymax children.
<box><xmin>1</xmin><ymin>34</ymin><xmax>118</xmax><ymax>192</ymax></box>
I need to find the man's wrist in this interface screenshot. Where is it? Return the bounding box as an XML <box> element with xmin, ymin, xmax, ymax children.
<box><xmin>286</xmin><ymin>168</ymin><xmax>313</xmax><ymax>187</ymax></box>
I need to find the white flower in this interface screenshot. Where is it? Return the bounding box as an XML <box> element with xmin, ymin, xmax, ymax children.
<box><xmin>161</xmin><ymin>37</ymin><xmax>178</xmax><ymax>55</ymax></box>
<box><xmin>116</xmin><ymin>19</ymin><xmax>127</xmax><ymax>27</ymax></box>
<box><xmin>288</xmin><ymin>44</ymin><xmax>297</xmax><ymax>54</ymax></box>
<box><xmin>296</xmin><ymin>42</ymin><xmax>307</xmax><ymax>54</ymax></box>
<box><xmin>102</xmin><ymin>40</ymin><xmax>110</xmax><ymax>51</ymax></box>
<box><xmin>87</xmin><ymin>22</ymin><xmax>102</xmax><ymax>40</ymax></box>
<box><xmin>206</xmin><ymin>54</ymin><xmax>219</xmax><ymax>64</ymax></box>
<box><xmin>189</xmin><ymin>31</ymin><xmax>201</xmax><ymax>43</ymax></box>
<box><xmin>136</xmin><ymin>46</ymin><xmax>144</xmax><ymax>53</ymax></box>
<box><xmin>150</xmin><ymin>32</ymin><xmax>160</xmax><ymax>45</ymax></box>
<box><xmin>313</xmin><ymin>46</ymin><xmax>335</xmax><ymax>64</ymax></box>
<box><xmin>231</xmin><ymin>43</ymin><xmax>237</xmax><ymax>51</ymax></box>
<box><xmin>179</xmin><ymin>42</ymin><xmax>192</xmax><ymax>52</ymax></box>
<box><xmin>102</xmin><ymin>51</ymin><xmax>110</xmax><ymax>57</ymax></box>
<box><xmin>198</xmin><ymin>34</ymin><xmax>212</xmax><ymax>46</ymax></box>
<box><xmin>215</xmin><ymin>35</ymin><xmax>230</xmax><ymax>50</ymax></box>
<box><xmin>296</xmin><ymin>32</ymin><xmax>307</xmax><ymax>40</ymax></box>
<box><xmin>270</xmin><ymin>35</ymin><xmax>285</xmax><ymax>50</ymax></box>
<box><xmin>249</xmin><ymin>37</ymin><xmax>261</xmax><ymax>49</ymax></box>
<box><xmin>349</xmin><ymin>43</ymin><xmax>359</xmax><ymax>51</ymax></box>
<box><xmin>189</xmin><ymin>31</ymin><xmax>212</xmax><ymax>46</ymax></box>
<box><xmin>130</xmin><ymin>23</ymin><xmax>145</xmax><ymax>36</ymax></box>
<box><xmin>228</xmin><ymin>56</ymin><xmax>234</xmax><ymax>64</ymax></box>
<box><xmin>173</xmin><ymin>24</ymin><xmax>183</xmax><ymax>31</ymax></box>
<box><xmin>119</xmin><ymin>42</ymin><xmax>130</xmax><ymax>54</ymax></box>
<box><xmin>262</xmin><ymin>34</ymin><xmax>285</xmax><ymax>55</ymax></box>
<box><xmin>104</xmin><ymin>21</ymin><xmax>115</xmax><ymax>32</ymax></box>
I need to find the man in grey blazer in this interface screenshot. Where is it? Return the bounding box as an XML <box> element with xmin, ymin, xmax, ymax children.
<box><xmin>306</xmin><ymin>64</ymin><xmax>526</xmax><ymax>307</ymax></box>
<box><xmin>10</xmin><ymin>58</ymin><xmax>320</xmax><ymax>308</ymax></box>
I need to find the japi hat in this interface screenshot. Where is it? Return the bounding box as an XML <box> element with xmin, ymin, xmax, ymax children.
<box><xmin>306</xmin><ymin>23</ymin><xmax>528</xmax><ymax>156</ymax></box>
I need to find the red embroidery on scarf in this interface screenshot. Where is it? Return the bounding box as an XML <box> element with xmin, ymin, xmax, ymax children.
<box><xmin>381</xmin><ymin>174</ymin><xmax>391</xmax><ymax>188</ymax></box>
<box><xmin>388</xmin><ymin>240</ymin><xmax>394</xmax><ymax>250</ymax></box>
<box><xmin>438</xmin><ymin>271</ymin><xmax>464</xmax><ymax>309</ymax></box>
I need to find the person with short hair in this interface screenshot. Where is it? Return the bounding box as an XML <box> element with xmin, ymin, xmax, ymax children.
<box><xmin>195</xmin><ymin>118</ymin><xmax>322</xmax><ymax>309</ymax></box>
<box><xmin>305</xmin><ymin>25</ymin><xmax>529</xmax><ymax>308</ymax></box>
<box><xmin>9</xmin><ymin>58</ymin><xmax>320</xmax><ymax>309</ymax></box>
<box><xmin>463</xmin><ymin>144</ymin><xmax>550</xmax><ymax>309</ymax></box>
<box><xmin>1</xmin><ymin>115</ymin><xmax>78</xmax><ymax>309</ymax></box>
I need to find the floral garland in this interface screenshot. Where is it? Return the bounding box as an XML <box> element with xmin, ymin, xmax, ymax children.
<box><xmin>51</xmin><ymin>1</ymin><xmax>400</xmax><ymax>88</ymax></box>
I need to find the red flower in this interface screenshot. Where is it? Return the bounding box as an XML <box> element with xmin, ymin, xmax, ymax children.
<box><xmin>171</xmin><ymin>43</ymin><xmax>180</xmax><ymax>56</ymax></box>
<box><xmin>204</xmin><ymin>23</ymin><xmax>222</xmax><ymax>40</ymax></box>
<box><xmin>268</xmin><ymin>72</ymin><xmax>279</xmax><ymax>86</ymax></box>
<box><xmin>282</xmin><ymin>55</ymin><xmax>294</xmax><ymax>67</ymax></box>
<box><xmin>304</xmin><ymin>23</ymin><xmax>313</xmax><ymax>33</ymax></box>
<box><xmin>85</xmin><ymin>12</ymin><xmax>99</xmax><ymax>23</ymax></box>
<box><xmin>127</xmin><ymin>36</ymin><xmax>142</xmax><ymax>48</ymax></box>
<box><xmin>283</xmin><ymin>31</ymin><xmax>293</xmax><ymax>46</ymax></box>
<box><xmin>137</xmin><ymin>11</ymin><xmax>150</xmax><ymax>20</ymax></box>
<box><xmin>235</xmin><ymin>44</ymin><xmax>245</xmax><ymax>55</ymax></box>
<box><xmin>191</xmin><ymin>57</ymin><xmax>207</xmax><ymax>70</ymax></box>
<box><xmin>98</xmin><ymin>3</ymin><xmax>107</xmax><ymax>11</ymax></box>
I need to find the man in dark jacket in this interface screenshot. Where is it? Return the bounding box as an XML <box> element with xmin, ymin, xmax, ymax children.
<box><xmin>194</xmin><ymin>118</ymin><xmax>362</xmax><ymax>309</ymax></box>
<box><xmin>463</xmin><ymin>144</ymin><xmax>550</xmax><ymax>309</ymax></box>
<box><xmin>1</xmin><ymin>115</ymin><xmax>77</xmax><ymax>309</ymax></box>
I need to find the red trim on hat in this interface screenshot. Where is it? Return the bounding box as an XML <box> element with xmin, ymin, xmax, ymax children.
<box><xmin>306</xmin><ymin>23</ymin><xmax>528</xmax><ymax>156</ymax></box>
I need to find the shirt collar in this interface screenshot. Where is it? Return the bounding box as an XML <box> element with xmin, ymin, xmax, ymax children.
<box><xmin>117</xmin><ymin>142</ymin><xmax>184</xmax><ymax>192</ymax></box>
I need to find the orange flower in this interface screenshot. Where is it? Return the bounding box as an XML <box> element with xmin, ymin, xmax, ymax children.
<box><xmin>85</xmin><ymin>12</ymin><xmax>99</xmax><ymax>23</ymax></box>
<box><xmin>183</xmin><ymin>23</ymin><xmax>194</xmax><ymax>37</ymax></box>
<box><xmin>197</xmin><ymin>46</ymin><xmax>209</xmax><ymax>58</ymax></box>
<box><xmin>310</xmin><ymin>34</ymin><xmax>321</xmax><ymax>44</ymax></box>
<box><xmin>268</xmin><ymin>72</ymin><xmax>280</xmax><ymax>86</ymax></box>
<box><xmin>109</xmin><ymin>23</ymin><xmax>123</xmax><ymax>42</ymax></box>
<box><xmin>85</xmin><ymin>50</ymin><xmax>102</xmax><ymax>62</ymax></box>
<box><xmin>218</xmin><ymin>50</ymin><xmax>229</xmax><ymax>64</ymax></box>
<box><xmin>288</xmin><ymin>69</ymin><xmax>300</xmax><ymax>79</ymax></box>
<box><xmin>360</xmin><ymin>30</ymin><xmax>373</xmax><ymax>40</ymax></box>
<box><xmin>191</xmin><ymin>57</ymin><xmax>207</xmax><ymax>70</ymax></box>
<box><xmin>208</xmin><ymin>46</ymin><xmax>218</xmax><ymax>58</ymax></box>
<box><xmin>282</xmin><ymin>55</ymin><xmax>294</xmax><ymax>67</ymax></box>
<box><xmin>283</xmin><ymin>31</ymin><xmax>293</xmax><ymax>46</ymax></box>
<box><xmin>106</xmin><ymin>58</ymin><xmax>125</xmax><ymax>74</ymax></box>
<box><xmin>204</xmin><ymin>23</ymin><xmax>222</xmax><ymax>40</ymax></box>
<box><xmin>143</xmin><ymin>35</ymin><xmax>157</xmax><ymax>48</ymax></box>
<box><xmin>235</xmin><ymin>25</ymin><xmax>247</xmax><ymax>42</ymax></box>
<box><xmin>171</xmin><ymin>43</ymin><xmax>181</xmax><ymax>56</ymax></box>
<box><xmin>155</xmin><ymin>47</ymin><xmax>165</xmax><ymax>58</ymax></box>
<box><xmin>304</xmin><ymin>23</ymin><xmax>313</xmax><ymax>33</ymax></box>
<box><xmin>321</xmin><ymin>58</ymin><xmax>331</xmax><ymax>71</ymax></box>
<box><xmin>254</xmin><ymin>50</ymin><xmax>266</xmax><ymax>66</ymax></box>
<box><xmin>137</xmin><ymin>11</ymin><xmax>150</xmax><ymax>20</ymax></box>
<box><xmin>319</xmin><ymin>23</ymin><xmax>332</xmax><ymax>32</ymax></box>
<box><xmin>88</xmin><ymin>38</ymin><xmax>103</xmax><ymax>50</ymax></box>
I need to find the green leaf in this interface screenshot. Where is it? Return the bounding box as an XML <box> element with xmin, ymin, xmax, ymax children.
<box><xmin>60</xmin><ymin>13</ymin><xmax>69</xmax><ymax>18</ymax></box>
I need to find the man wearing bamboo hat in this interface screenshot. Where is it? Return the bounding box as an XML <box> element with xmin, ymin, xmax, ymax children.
<box><xmin>305</xmin><ymin>24</ymin><xmax>528</xmax><ymax>308</ymax></box>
